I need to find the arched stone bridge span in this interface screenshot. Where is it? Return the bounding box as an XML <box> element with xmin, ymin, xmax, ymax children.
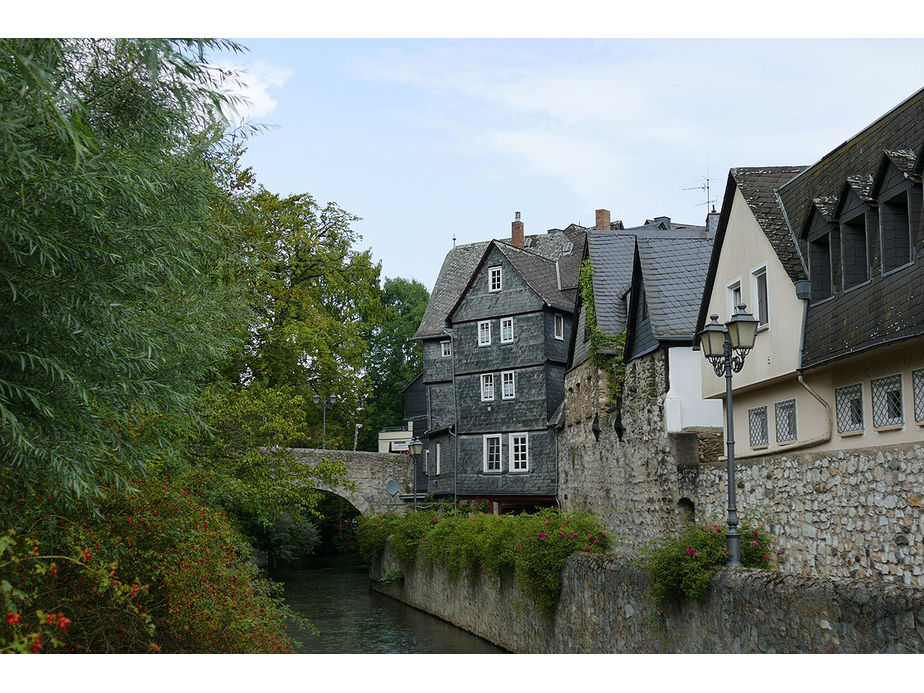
<box><xmin>288</xmin><ymin>448</ymin><xmax>413</xmax><ymax>515</ymax></box>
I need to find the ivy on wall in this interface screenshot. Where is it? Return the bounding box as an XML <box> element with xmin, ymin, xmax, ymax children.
<box><xmin>579</xmin><ymin>259</ymin><xmax>627</xmax><ymax>410</ymax></box>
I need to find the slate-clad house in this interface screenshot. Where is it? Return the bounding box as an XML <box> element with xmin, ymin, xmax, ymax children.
<box><xmin>412</xmin><ymin>214</ymin><xmax>585</xmax><ymax>513</ymax></box>
<box><xmin>696</xmin><ymin>87</ymin><xmax>924</xmax><ymax>459</ymax></box>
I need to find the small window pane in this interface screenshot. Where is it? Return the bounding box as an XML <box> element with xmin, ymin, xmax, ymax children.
<box><xmin>880</xmin><ymin>193</ymin><xmax>911</xmax><ymax>273</ymax></box>
<box><xmin>502</xmin><ymin>371</ymin><xmax>515</xmax><ymax>399</ymax></box>
<box><xmin>489</xmin><ymin>266</ymin><xmax>503</xmax><ymax>292</ymax></box>
<box><xmin>810</xmin><ymin>235</ymin><xmax>832</xmax><ymax>300</ymax></box>
<box><xmin>478</xmin><ymin>321</ymin><xmax>491</xmax><ymax>346</ymax></box>
<box><xmin>872</xmin><ymin>374</ymin><xmax>903</xmax><ymax>427</ymax></box>
<box><xmin>914</xmin><ymin>368</ymin><xmax>924</xmax><ymax>422</ymax></box>
<box><xmin>501</xmin><ymin>318</ymin><xmax>514</xmax><ymax>343</ymax></box>
<box><xmin>554</xmin><ymin>314</ymin><xmax>564</xmax><ymax>340</ymax></box>
<box><xmin>481</xmin><ymin>374</ymin><xmax>494</xmax><ymax>401</ymax></box>
<box><xmin>510</xmin><ymin>434</ymin><xmax>528</xmax><ymax>472</ymax></box>
<box><xmin>441</xmin><ymin>340</ymin><xmax>451</xmax><ymax>357</ymax></box>
<box><xmin>484</xmin><ymin>436</ymin><xmax>501</xmax><ymax>472</ymax></box>
<box><xmin>755</xmin><ymin>270</ymin><xmax>769</xmax><ymax>325</ymax></box>
<box><xmin>841</xmin><ymin>215</ymin><xmax>868</xmax><ymax>288</ymax></box>
<box><xmin>835</xmin><ymin>383</ymin><xmax>864</xmax><ymax>433</ymax></box>
<box><xmin>748</xmin><ymin>406</ymin><xmax>768</xmax><ymax>447</ymax></box>
<box><xmin>775</xmin><ymin>399</ymin><xmax>797</xmax><ymax>442</ymax></box>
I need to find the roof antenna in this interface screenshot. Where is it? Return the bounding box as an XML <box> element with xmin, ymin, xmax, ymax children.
<box><xmin>452</xmin><ymin>233</ymin><xmax>456</xmax><ymax>249</ymax></box>
<box><xmin>683</xmin><ymin>177</ymin><xmax>717</xmax><ymax>209</ymax></box>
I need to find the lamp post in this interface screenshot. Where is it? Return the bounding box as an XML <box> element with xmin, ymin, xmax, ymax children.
<box><xmin>312</xmin><ymin>393</ymin><xmax>337</xmax><ymax>450</ymax></box>
<box><xmin>408</xmin><ymin>437</ymin><xmax>423</xmax><ymax>512</ymax></box>
<box><xmin>698</xmin><ymin>303</ymin><xmax>759</xmax><ymax>567</ymax></box>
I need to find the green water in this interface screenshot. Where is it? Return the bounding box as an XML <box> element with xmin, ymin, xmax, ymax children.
<box><xmin>273</xmin><ymin>556</ymin><xmax>505</xmax><ymax>654</ymax></box>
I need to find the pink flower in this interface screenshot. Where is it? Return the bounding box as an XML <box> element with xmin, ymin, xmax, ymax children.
<box><xmin>593</xmin><ymin>539</ymin><xmax>599</xmax><ymax>545</ymax></box>
<box><xmin>685</xmin><ymin>547</ymin><xmax>694</xmax><ymax>555</ymax></box>
<box><xmin>572</xmin><ymin>532</ymin><xmax>578</xmax><ymax>539</ymax></box>
<box><xmin>421</xmin><ymin>532</ymin><xmax>426</xmax><ymax>537</ymax></box>
<box><xmin>750</xmin><ymin>540</ymin><xmax>758</xmax><ymax>546</ymax></box>
<box><xmin>694</xmin><ymin>553</ymin><xmax>700</xmax><ymax>557</ymax></box>
<box><xmin>539</xmin><ymin>533</ymin><xmax>547</xmax><ymax>540</ymax></box>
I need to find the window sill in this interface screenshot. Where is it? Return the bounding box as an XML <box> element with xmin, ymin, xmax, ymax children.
<box><xmin>777</xmin><ymin>439</ymin><xmax>798</xmax><ymax>446</ymax></box>
<box><xmin>875</xmin><ymin>424</ymin><xmax>904</xmax><ymax>433</ymax></box>
<box><xmin>809</xmin><ymin>295</ymin><xmax>836</xmax><ymax>307</ymax></box>
<box><xmin>750</xmin><ymin>445</ymin><xmax>769</xmax><ymax>450</ymax></box>
<box><xmin>843</xmin><ymin>278</ymin><xmax>871</xmax><ymax>295</ymax></box>
<box><xmin>881</xmin><ymin>259</ymin><xmax>914</xmax><ymax>278</ymax></box>
<box><xmin>756</xmin><ymin>324</ymin><xmax>770</xmax><ymax>334</ymax></box>
<box><xmin>838</xmin><ymin>430</ymin><xmax>864</xmax><ymax>437</ymax></box>
<box><xmin>508</xmin><ymin>470</ymin><xmax>529</xmax><ymax>475</ymax></box>
<box><xmin>482</xmin><ymin>470</ymin><xmax>502</xmax><ymax>475</ymax></box>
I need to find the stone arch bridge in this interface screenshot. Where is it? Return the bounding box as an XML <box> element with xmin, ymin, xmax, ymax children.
<box><xmin>288</xmin><ymin>448</ymin><xmax>414</xmax><ymax>515</ymax></box>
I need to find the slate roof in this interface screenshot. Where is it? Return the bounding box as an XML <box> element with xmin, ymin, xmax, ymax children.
<box><xmin>777</xmin><ymin>87</ymin><xmax>924</xmax><ymax>245</ymax></box>
<box><xmin>414</xmin><ymin>227</ymin><xmax>586</xmax><ymax>339</ymax></box>
<box><xmin>586</xmin><ymin>231</ymin><xmax>637</xmax><ymax>337</ymax></box>
<box><xmin>635</xmin><ymin>231</ymin><xmax>714</xmax><ymax>341</ymax></box>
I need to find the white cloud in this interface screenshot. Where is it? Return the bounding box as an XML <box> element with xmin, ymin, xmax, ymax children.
<box><xmin>219</xmin><ymin>60</ymin><xmax>295</xmax><ymax>124</ymax></box>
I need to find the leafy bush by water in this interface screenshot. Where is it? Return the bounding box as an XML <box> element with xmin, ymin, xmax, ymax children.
<box><xmin>357</xmin><ymin>508</ymin><xmax>610</xmax><ymax>617</ymax></box>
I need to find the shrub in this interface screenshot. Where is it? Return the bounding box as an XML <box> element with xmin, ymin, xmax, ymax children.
<box><xmin>638</xmin><ymin>519</ymin><xmax>775</xmax><ymax>608</ymax></box>
<box><xmin>357</xmin><ymin>508</ymin><xmax>611</xmax><ymax>617</ymax></box>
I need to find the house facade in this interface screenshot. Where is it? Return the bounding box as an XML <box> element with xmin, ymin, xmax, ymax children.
<box><xmin>692</xmin><ymin>88</ymin><xmax>924</xmax><ymax>584</ymax></box>
<box><xmin>412</xmin><ymin>214</ymin><xmax>584</xmax><ymax>513</ymax></box>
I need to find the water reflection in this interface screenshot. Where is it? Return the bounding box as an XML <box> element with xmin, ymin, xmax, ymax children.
<box><xmin>273</xmin><ymin>556</ymin><xmax>505</xmax><ymax>654</ymax></box>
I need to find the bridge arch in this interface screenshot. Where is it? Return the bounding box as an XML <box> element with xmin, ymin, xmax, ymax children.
<box><xmin>288</xmin><ymin>448</ymin><xmax>414</xmax><ymax>515</ymax></box>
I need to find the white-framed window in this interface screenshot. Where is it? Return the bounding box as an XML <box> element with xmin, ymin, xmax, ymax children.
<box><xmin>488</xmin><ymin>266</ymin><xmax>503</xmax><ymax>292</ymax></box>
<box><xmin>502</xmin><ymin>371</ymin><xmax>515</xmax><ymax>399</ymax></box>
<box><xmin>500</xmin><ymin>317</ymin><xmax>514</xmax><ymax>343</ymax></box>
<box><xmin>424</xmin><ymin>449</ymin><xmax>430</xmax><ymax>475</ymax></box>
<box><xmin>483</xmin><ymin>434</ymin><xmax>502</xmax><ymax>473</ymax></box>
<box><xmin>726</xmin><ymin>278</ymin><xmax>742</xmax><ymax>320</ymax></box>
<box><xmin>751</xmin><ymin>266</ymin><xmax>769</xmax><ymax>327</ymax></box>
<box><xmin>554</xmin><ymin>314</ymin><xmax>564</xmax><ymax>340</ymax></box>
<box><xmin>775</xmin><ymin>399</ymin><xmax>797</xmax><ymax>443</ymax></box>
<box><xmin>748</xmin><ymin>406</ymin><xmax>768</xmax><ymax>447</ymax></box>
<box><xmin>441</xmin><ymin>340</ymin><xmax>452</xmax><ymax>357</ymax></box>
<box><xmin>872</xmin><ymin>374</ymin><xmax>904</xmax><ymax>427</ymax></box>
<box><xmin>481</xmin><ymin>373</ymin><xmax>495</xmax><ymax>401</ymax></box>
<box><xmin>435</xmin><ymin>443</ymin><xmax>441</xmax><ymax>475</ymax></box>
<box><xmin>478</xmin><ymin>320</ymin><xmax>492</xmax><ymax>346</ymax></box>
<box><xmin>835</xmin><ymin>383</ymin><xmax>864</xmax><ymax>434</ymax></box>
<box><xmin>509</xmin><ymin>433</ymin><xmax>528</xmax><ymax>472</ymax></box>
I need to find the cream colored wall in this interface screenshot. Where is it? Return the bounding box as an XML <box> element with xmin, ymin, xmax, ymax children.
<box><xmin>727</xmin><ymin>338</ymin><xmax>924</xmax><ymax>458</ymax></box>
<box><xmin>702</xmin><ymin>187</ymin><xmax>804</xmax><ymax>399</ymax></box>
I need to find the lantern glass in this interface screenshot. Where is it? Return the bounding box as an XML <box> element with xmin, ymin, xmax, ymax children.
<box><xmin>699</xmin><ymin>315</ymin><xmax>727</xmax><ymax>358</ymax></box>
<box><xmin>727</xmin><ymin>305</ymin><xmax>758</xmax><ymax>350</ymax></box>
<box><xmin>409</xmin><ymin>438</ymin><xmax>423</xmax><ymax>456</ymax></box>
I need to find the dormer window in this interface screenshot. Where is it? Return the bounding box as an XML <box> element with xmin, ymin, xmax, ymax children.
<box><xmin>809</xmin><ymin>233</ymin><xmax>832</xmax><ymax>301</ymax></box>
<box><xmin>441</xmin><ymin>340</ymin><xmax>452</xmax><ymax>357</ymax></box>
<box><xmin>488</xmin><ymin>266</ymin><xmax>502</xmax><ymax>292</ymax></box>
<box><xmin>880</xmin><ymin>191</ymin><xmax>913</xmax><ymax>274</ymax></box>
<box><xmin>841</xmin><ymin>212</ymin><xmax>869</xmax><ymax>289</ymax></box>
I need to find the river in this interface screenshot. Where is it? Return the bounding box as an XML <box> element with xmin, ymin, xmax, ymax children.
<box><xmin>272</xmin><ymin>555</ymin><xmax>505</xmax><ymax>654</ymax></box>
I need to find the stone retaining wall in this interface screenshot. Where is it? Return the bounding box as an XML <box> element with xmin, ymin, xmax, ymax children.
<box><xmin>371</xmin><ymin>548</ymin><xmax>924</xmax><ymax>653</ymax></box>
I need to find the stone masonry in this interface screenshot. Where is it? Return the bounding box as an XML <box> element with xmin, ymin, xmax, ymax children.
<box><xmin>558</xmin><ymin>348</ymin><xmax>924</xmax><ymax>587</ymax></box>
<box><xmin>371</xmin><ymin>547</ymin><xmax>924</xmax><ymax>653</ymax></box>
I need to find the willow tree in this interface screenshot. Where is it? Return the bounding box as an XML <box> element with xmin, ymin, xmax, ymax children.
<box><xmin>0</xmin><ymin>39</ymin><xmax>251</xmax><ymax>502</ymax></box>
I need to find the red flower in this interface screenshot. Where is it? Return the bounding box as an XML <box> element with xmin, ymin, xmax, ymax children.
<box><xmin>6</xmin><ymin>612</ymin><xmax>20</xmax><ymax>625</ymax></box>
<box><xmin>58</xmin><ymin>616</ymin><xmax>71</xmax><ymax>631</ymax></box>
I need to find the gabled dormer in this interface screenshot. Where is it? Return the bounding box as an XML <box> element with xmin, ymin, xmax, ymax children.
<box><xmin>834</xmin><ymin>175</ymin><xmax>875</xmax><ymax>292</ymax></box>
<box><xmin>871</xmin><ymin>149</ymin><xmax>921</xmax><ymax>276</ymax></box>
<box><xmin>802</xmin><ymin>196</ymin><xmax>839</xmax><ymax>303</ymax></box>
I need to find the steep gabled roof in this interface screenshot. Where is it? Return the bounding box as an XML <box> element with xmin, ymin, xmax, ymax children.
<box><xmin>695</xmin><ymin>166</ymin><xmax>806</xmax><ymax>335</ymax></box>
<box><xmin>414</xmin><ymin>240</ymin><xmax>490</xmax><ymax>339</ymax></box>
<box><xmin>635</xmin><ymin>231</ymin><xmax>714</xmax><ymax>341</ymax></box>
<box><xmin>415</xmin><ymin>227</ymin><xmax>586</xmax><ymax>339</ymax></box>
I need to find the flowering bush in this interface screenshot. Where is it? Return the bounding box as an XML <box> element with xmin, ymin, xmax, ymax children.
<box><xmin>1</xmin><ymin>472</ymin><xmax>301</xmax><ymax>653</ymax></box>
<box><xmin>638</xmin><ymin>519</ymin><xmax>775</xmax><ymax>608</ymax></box>
<box><xmin>357</xmin><ymin>508</ymin><xmax>610</xmax><ymax>617</ymax></box>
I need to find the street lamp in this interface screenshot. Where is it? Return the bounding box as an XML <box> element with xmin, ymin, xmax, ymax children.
<box><xmin>698</xmin><ymin>303</ymin><xmax>759</xmax><ymax>567</ymax></box>
<box><xmin>312</xmin><ymin>393</ymin><xmax>337</xmax><ymax>450</ymax></box>
<box><xmin>408</xmin><ymin>437</ymin><xmax>423</xmax><ymax>512</ymax></box>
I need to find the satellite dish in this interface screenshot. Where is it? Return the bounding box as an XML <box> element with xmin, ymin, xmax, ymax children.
<box><xmin>385</xmin><ymin>479</ymin><xmax>399</xmax><ymax>496</ymax></box>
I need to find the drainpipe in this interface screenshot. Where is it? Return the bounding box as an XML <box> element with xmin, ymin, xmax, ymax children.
<box><xmin>442</xmin><ymin>323</ymin><xmax>459</xmax><ymax>509</ymax></box>
<box><xmin>728</xmin><ymin>287</ymin><xmax>831</xmax><ymax>460</ymax></box>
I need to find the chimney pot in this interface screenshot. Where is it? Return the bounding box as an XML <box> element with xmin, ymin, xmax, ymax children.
<box><xmin>595</xmin><ymin>209</ymin><xmax>611</xmax><ymax>230</ymax></box>
<box><xmin>511</xmin><ymin>212</ymin><xmax>524</xmax><ymax>249</ymax></box>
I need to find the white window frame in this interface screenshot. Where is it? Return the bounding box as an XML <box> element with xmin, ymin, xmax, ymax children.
<box><xmin>440</xmin><ymin>340</ymin><xmax>451</xmax><ymax>357</ymax></box>
<box><xmin>500</xmin><ymin>317</ymin><xmax>514</xmax><ymax>343</ymax></box>
<box><xmin>435</xmin><ymin>443</ymin><xmax>441</xmax><ymax>475</ymax></box>
<box><xmin>483</xmin><ymin>434</ymin><xmax>502</xmax><ymax>473</ymax></box>
<box><xmin>488</xmin><ymin>266</ymin><xmax>503</xmax><ymax>292</ymax></box>
<box><xmin>725</xmin><ymin>277</ymin><xmax>742</xmax><ymax>320</ymax></box>
<box><xmin>424</xmin><ymin>449</ymin><xmax>430</xmax><ymax>475</ymax></box>
<box><xmin>750</xmin><ymin>264</ymin><xmax>770</xmax><ymax>328</ymax></box>
<box><xmin>478</xmin><ymin>320</ymin><xmax>492</xmax><ymax>346</ymax></box>
<box><xmin>554</xmin><ymin>314</ymin><xmax>564</xmax><ymax>340</ymax></box>
<box><xmin>481</xmin><ymin>373</ymin><xmax>495</xmax><ymax>401</ymax></box>
<box><xmin>509</xmin><ymin>433</ymin><xmax>528</xmax><ymax>472</ymax></box>
<box><xmin>501</xmin><ymin>371</ymin><xmax>515</xmax><ymax>400</ymax></box>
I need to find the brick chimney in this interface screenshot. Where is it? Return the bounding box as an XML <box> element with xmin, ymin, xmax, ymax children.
<box><xmin>595</xmin><ymin>209</ymin><xmax>611</xmax><ymax>230</ymax></box>
<box><xmin>511</xmin><ymin>211</ymin><xmax>524</xmax><ymax>249</ymax></box>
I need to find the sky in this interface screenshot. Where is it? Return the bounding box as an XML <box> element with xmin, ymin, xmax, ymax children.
<box><xmin>211</xmin><ymin>37</ymin><xmax>924</xmax><ymax>293</ymax></box>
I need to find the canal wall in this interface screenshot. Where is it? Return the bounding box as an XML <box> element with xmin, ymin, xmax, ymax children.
<box><xmin>370</xmin><ymin>547</ymin><xmax>924</xmax><ymax>653</ymax></box>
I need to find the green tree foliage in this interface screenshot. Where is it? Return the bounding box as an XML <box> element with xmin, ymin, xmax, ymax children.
<box><xmin>359</xmin><ymin>277</ymin><xmax>429</xmax><ymax>450</ymax></box>
<box><xmin>233</xmin><ymin>188</ymin><xmax>385</xmax><ymax>449</ymax></box>
<box><xmin>0</xmin><ymin>39</ymin><xmax>250</xmax><ymax>501</ymax></box>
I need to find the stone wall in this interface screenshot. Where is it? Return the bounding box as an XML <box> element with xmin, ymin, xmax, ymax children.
<box><xmin>557</xmin><ymin>348</ymin><xmax>924</xmax><ymax>587</ymax></box>
<box><xmin>371</xmin><ymin>548</ymin><xmax>924</xmax><ymax>653</ymax></box>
